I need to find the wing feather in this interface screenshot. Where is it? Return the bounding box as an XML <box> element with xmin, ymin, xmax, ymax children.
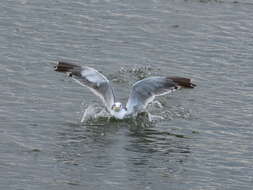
<box><xmin>126</xmin><ymin>76</ymin><xmax>195</xmax><ymax>114</ymax></box>
<box><xmin>55</xmin><ymin>61</ymin><xmax>115</xmax><ymax>111</ymax></box>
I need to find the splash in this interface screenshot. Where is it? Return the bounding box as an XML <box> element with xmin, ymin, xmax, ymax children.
<box><xmin>107</xmin><ymin>65</ymin><xmax>155</xmax><ymax>84</ymax></box>
<box><xmin>161</xmin><ymin>106</ymin><xmax>193</xmax><ymax>120</ymax></box>
<box><xmin>80</xmin><ymin>104</ymin><xmax>156</xmax><ymax>128</ymax></box>
<box><xmin>119</xmin><ymin>65</ymin><xmax>153</xmax><ymax>80</ymax></box>
<box><xmin>80</xmin><ymin>104</ymin><xmax>110</xmax><ymax>123</ymax></box>
<box><xmin>80</xmin><ymin>101</ymin><xmax>193</xmax><ymax>127</ymax></box>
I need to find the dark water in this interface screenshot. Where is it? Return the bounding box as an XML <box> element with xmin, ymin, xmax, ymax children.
<box><xmin>1</xmin><ymin>0</ymin><xmax>253</xmax><ymax>189</ymax></box>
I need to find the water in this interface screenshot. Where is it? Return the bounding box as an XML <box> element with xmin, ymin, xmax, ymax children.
<box><xmin>1</xmin><ymin>0</ymin><xmax>253</xmax><ymax>189</ymax></box>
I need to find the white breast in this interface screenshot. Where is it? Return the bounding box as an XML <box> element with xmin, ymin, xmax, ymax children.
<box><xmin>111</xmin><ymin>108</ymin><xmax>127</xmax><ymax>119</ymax></box>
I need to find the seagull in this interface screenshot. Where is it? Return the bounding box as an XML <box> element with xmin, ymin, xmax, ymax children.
<box><xmin>54</xmin><ymin>61</ymin><xmax>196</xmax><ymax>120</ymax></box>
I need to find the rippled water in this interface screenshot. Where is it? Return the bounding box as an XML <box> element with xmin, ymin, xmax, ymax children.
<box><xmin>1</xmin><ymin>0</ymin><xmax>253</xmax><ymax>189</ymax></box>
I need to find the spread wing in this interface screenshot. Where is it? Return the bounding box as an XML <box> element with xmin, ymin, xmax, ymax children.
<box><xmin>55</xmin><ymin>61</ymin><xmax>115</xmax><ymax>111</ymax></box>
<box><xmin>126</xmin><ymin>76</ymin><xmax>196</xmax><ymax>115</ymax></box>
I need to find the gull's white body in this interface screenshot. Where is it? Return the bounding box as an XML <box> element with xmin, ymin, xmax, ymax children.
<box><xmin>55</xmin><ymin>62</ymin><xmax>196</xmax><ymax>120</ymax></box>
<box><xmin>110</xmin><ymin>107</ymin><xmax>128</xmax><ymax>119</ymax></box>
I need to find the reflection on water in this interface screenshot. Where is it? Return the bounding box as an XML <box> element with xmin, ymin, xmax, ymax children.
<box><xmin>54</xmin><ymin>120</ymin><xmax>191</xmax><ymax>187</ymax></box>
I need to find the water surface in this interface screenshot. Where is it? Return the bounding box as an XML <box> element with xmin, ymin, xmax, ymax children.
<box><xmin>0</xmin><ymin>0</ymin><xmax>253</xmax><ymax>189</ymax></box>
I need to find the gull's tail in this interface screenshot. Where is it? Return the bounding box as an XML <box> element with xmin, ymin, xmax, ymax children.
<box><xmin>168</xmin><ymin>77</ymin><xmax>196</xmax><ymax>88</ymax></box>
<box><xmin>54</xmin><ymin>61</ymin><xmax>82</xmax><ymax>77</ymax></box>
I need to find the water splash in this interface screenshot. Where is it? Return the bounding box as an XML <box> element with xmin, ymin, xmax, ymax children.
<box><xmin>107</xmin><ymin>65</ymin><xmax>155</xmax><ymax>85</ymax></box>
<box><xmin>161</xmin><ymin>106</ymin><xmax>193</xmax><ymax>120</ymax></box>
<box><xmin>80</xmin><ymin>101</ymin><xmax>193</xmax><ymax>128</ymax></box>
<box><xmin>80</xmin><ymin>104</ymin><xmax>110</xmax><ymax>123</ymax></box>
<box><xmin>80</xmin><ymin>104</ymin><xmax>156</xmax><ymax>128</ymax></box>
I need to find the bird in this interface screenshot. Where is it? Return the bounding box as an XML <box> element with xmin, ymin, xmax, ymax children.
<box><xmin>54</xmin><ymin>61</ymin><xmax>196</xmax><ymax>120</ymax></box>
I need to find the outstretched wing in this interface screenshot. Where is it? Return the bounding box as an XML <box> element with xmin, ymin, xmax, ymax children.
<box><xmin>55</xmin><ymin>61</ymin><xmax>115</xmax><ymax>111</ymax></box>
<box><xmin>126</xmin><ymin>76</ymin><xmax>196</xmax><ymax>114</ymax></box>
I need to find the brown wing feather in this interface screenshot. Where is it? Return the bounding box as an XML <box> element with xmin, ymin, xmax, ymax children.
<box><xmin>167</xmin><ymin>77</ymin><xmax>196</xmax><ymax>88</ymax></box>
<box><xmin>54</xmin><ymin>61</ymin><xmax>82</xmax><ymax>77</ymax></box>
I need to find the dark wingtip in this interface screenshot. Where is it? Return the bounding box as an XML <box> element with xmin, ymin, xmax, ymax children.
<box><xmin>168</xmin><ymin>77</ymin><xmax>196</xmax><ymax>88</ymax></box>
<box><xmin>190</xmin><ymin>82</ymin><xmax>197</xmax><ymax>88</ymax></box>
<box><xmin>54</xmin><ymin>61</ymin><xmax>79</xmax><ymax>73</ymax></box>
<box><xmin>54</xmin><ymin>63</ymin><xmax>59</xmax><ymax>71</ymax></box>
<box><xmin>54</xmin><ymin>61</ymin><xmax>66</xmax><ymax>72</ymax></box>
<box><xmin>54</xmin><ymin>61</ymin><xmax>82</xmax><ymax>78</ymax></box>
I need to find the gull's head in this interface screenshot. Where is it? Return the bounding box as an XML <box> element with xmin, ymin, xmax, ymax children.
<box><xmin>112</xmin><ymin>102</ymin><xmax>122</xmax><ymax>112</ymax></box>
